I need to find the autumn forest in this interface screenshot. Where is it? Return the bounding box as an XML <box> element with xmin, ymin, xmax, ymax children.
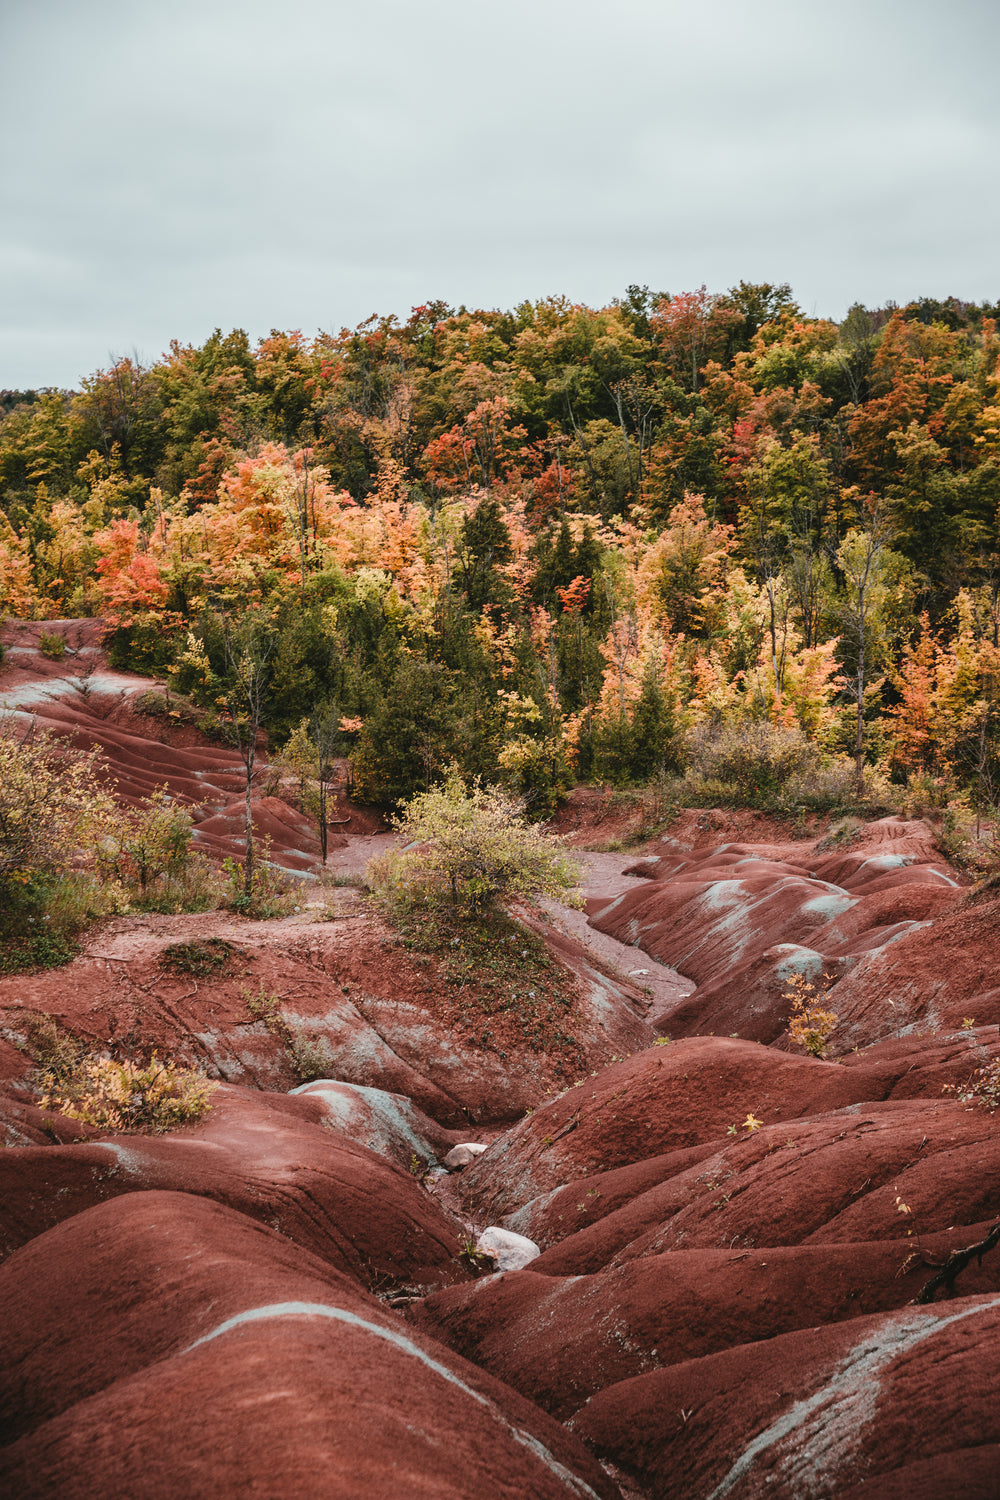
<box><xmin>3</xmin><ymin>281</ymin><xmax>1000</xmax><ymax>817</ymax></box>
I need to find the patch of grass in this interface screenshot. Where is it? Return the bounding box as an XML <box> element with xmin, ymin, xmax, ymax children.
<box><xmin>318</xmin><ymin>871</ymin><xmax>367</xmax><ymax>889</ymax></box>
<box><xmin>0</xmin><ymin>872</ymin><xmax>124</xmax><ymax>975</ymax></box>
<box><xmin>222</xmin><ymin>854</ymin><xmax>298</xmax><ymax>919</ymax></box>
<box><xmin>130</xmin><ymin>856</ymin><xmax>223</xmax><ymax>915</ymax></box>
<box><xmin>160</xmin><ymin>938</ymin><xmax>240</xmax><ymax>976</ymax></box>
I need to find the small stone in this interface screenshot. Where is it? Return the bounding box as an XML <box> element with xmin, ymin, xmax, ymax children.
<box><xmin>475</xmin><ymin>1226</ymin><xmax>540</xmax><ymax>1272</ymax></box>
<box><xmin>443</xmin><ymin>1143</ymin><xmax>488</xmax><ymax>1171</ymax></box>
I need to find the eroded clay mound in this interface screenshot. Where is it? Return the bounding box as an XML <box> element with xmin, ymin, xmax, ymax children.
<box><xmin>819</xmin><ymin>887</ymin><xmax>1000</xmax><ymax>1044</ymax></box>
<box><xmin>0</xmin><ymin>1191</ymin><xmax>618</xmax><ymax>1500</ymax></box>
<box><xmin>0</xmin><ymin>1083</ymin><xmax>468</xmax><ymax>1288</ymax></box>
<box><xmin>0</xmin><ymin>903</ymin><xmax>655</xmax><ymax>1125</ymax></box>
<box><xmin>589</xmin><ymin>818</ymin><xmax>969</xmax><ymax>1048</ymax></box>
<box><xmin>522</xmin><ymin>1098</ymin><xmax>1000</xmax><ymax>1275</ymax></box>
<box><xmin>412</xmin><ymin>1231</ymin><xmax>1000</xmax><ymax>1420</ymax></box>
<box><xmin>569</xmin><ymin>1295</ymin><xmax>1000</xmax><ymax>1499</ymax></box>
<box><xmin>459</xmin><ymin>1037</ymin><xmax>890</xmax><ymax>1222</ymax></box>
<box><xmin>290</xmin><ymin>1078</ymin><xmax>458</xmax><ymax>1167</ymax></box>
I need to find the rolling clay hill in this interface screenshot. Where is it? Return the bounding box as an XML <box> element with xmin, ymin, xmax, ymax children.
<box><xmin>0</xmin><ymin>616</ymin><xmax>384</xmax><ymax>870</ymax></box>
<box><xmin>3</xmin><ymin>621</ymin><xmax>1000</xmax><ymax>1496</ymax></box>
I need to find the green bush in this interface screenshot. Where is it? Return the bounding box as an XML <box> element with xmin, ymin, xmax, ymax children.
<box><xmin>97</xmin><ymin>789</ymin><xmax>194</xmax><ymax>893</ymax></box>
<box><xmin>368</xmin><ymin>768</ymin><xmax>580</xmax><ymax>917</ymax></box>
<box><xmin>0</xmin><ymin>871</ymin><xmax>123</xmax><ymax>973</ymax></box>
<box><xmin>222</xmin><ymin>851</ymin><xmax>297</xmax><ymax>918</ymax></box>
<box><xmin>683</xmin><ymin>721</ymin><xmax>816</xmax><ymax>807</ymax></box>
<box><xmin>679</xmin><ymin>723</ymin><xmax>893</xmax><ymax>816</ymax></box>
<box><xmin>38</xmin><ymin>630</ymin><xmax>66</xmax><ymax>660</ymax></box>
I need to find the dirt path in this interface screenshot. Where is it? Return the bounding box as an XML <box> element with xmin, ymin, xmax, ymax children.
<box><xmin>540</xmin><ymin>851</ymin><xmax>694</xmax><ymax>1030</ymax></box>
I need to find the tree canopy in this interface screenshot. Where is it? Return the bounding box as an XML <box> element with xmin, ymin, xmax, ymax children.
<box><xmin>4</xmin><ymin>283</ymin><xmax>1000</xmax><ymax>808</ymax></box>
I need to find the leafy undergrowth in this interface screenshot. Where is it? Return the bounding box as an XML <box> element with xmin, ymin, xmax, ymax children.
<box><xmin>40</xmin><ymin>1053</ymin><xmax>217</xmax><ymax>1134</ymax></box>
<box><xmin>6</xmin><ymin>1011</ymin><xmax>217</xmax><ymax>1135</ymax></box>
<box><xmin>377</xmin><ymin>903</ymin><xmax>586</xmax><ymax>1071</ymax></box>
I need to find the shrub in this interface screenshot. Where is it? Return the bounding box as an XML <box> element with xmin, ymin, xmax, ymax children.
<box><xmin>496</xmin><ymin>733</ymin><xmax>575</xmax><ymax>818</ymax></box>
<box><xmin>683</xmin><ymin>721</ymin><xmax>816</xmax><ymax>808</ymax></box>
<box><xmin>946</xmin><ymin>1058</ymin><xmax>1000</xmax><ymax>1112</ymax></box>
<box><xmin>682</xmin><ymin>722</ymin><xmax>893</xmax><ymax>816</ymax></box>
<box><xmin>0</xmin><ymin>724</ymin><xmax>115</xmax><ymax>892</ymax></box>
<box><xmin>0</xmin><ymin>724</ymin><xmax>120</xmax><ymax>969</ymax></box>
<box><xmin>97</xmin><ymin>789</ymin><xmax>194</xmax><ymax>893</ymax></box>
<box><xmin>38</xmin><ymin>630</ymin><xmax>66</xmax><ymax>660</ymax></box>
<box><xmin>39</xmin><ymin>1053</ymin><xmax>217</xmax><ymax>1133</ymax></box>
<box><xmin>368</xmin><ymin>768</ymin><xmax>580</xmax><ymax>917</ymax></box>
<box><xmin>221</xmin><ymin>845</ymin><xmax>297</xmax><ymax>918</ymax></box>
<box><xmin>785</xmin><ymin>973</ymin><xmax>838</xmax><ymax>1057</ymax></box>
<box><xmin>160</xmin><ymin>938</ymin><xmax>239</xmax><ymax>976</ymax></box>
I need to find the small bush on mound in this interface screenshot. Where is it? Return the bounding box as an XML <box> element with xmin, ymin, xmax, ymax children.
<box><xmin>785</xmin><ymin>974</ymin><xmax>838</xmax><ymax>1057</ymax></box>
<box><xmin>133</xmin><ymin>689</ymin><xmax>222</xmax><ymax>738</ymax></box>
<box><xmin>38</xmin><ymin>630</ymin><xmax>66</xmax><ymax>660</ymax></box>
<box><xmin>97</xmin><ymin>790</ymin><xmax>221</xmax><ymax>914</ymax></box>
<box><xmin>584</xmin><ymin>779</ymin><xmax>682</xmax><ymax>851</ymax></box>
<box><xmin>40</xmin><ymin>1053</ymin><xmax>217</xmax><ymax>1133</ymax></box>
<box><xmin>369</xmin><ymin>768</ymin><xmax>580</xmax><ymax>918</ymax></box>
<box><xmin>160</xmin><ymin>938</ymin><xmax>239</xmax><ymax>976</ymax></box>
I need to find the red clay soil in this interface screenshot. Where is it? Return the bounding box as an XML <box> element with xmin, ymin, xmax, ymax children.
<box><xmin>9</xmin><ymin>627</ymin><xmax>1000</xmax><ymax>1496</ymax></box>
<box><xmin>0</xmin><ymin>895</ymin><xmax>656</xmax><ymax>1127</ymax></box>
<box><xmin>569</xmin><ymin>1295</ymin><xmax>1000</xmax><ymax>1498</ymax></box>
<box><xmin>0</xmin><ymin>1082</ymin><xmax>473</xmax><ymax>1289</ymax></box>
<box><xmin>587</xmin><ymin>814</ymin><xmax>988</xmax><ymax>1051</ymax></box>
<box><xmin>457</xmin><ymin>1036</ymin><xmax>916</xmax><ymax>1221</ymax></box>
<box><xmin>412</xmin><ymin>1229</ymin><xmax>1000</xmax><ymax>1420</ymax></box>
<box><xmin>0</xmin><ymin>1191</ymin><xmax>619</xmax><ymax>1500</ymax></box>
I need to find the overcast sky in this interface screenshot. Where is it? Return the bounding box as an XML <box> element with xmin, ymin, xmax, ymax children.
<box><xmin>2</xmin><ymin>0</ymin><xmax>998</xmax><ymax>389</ymax></box>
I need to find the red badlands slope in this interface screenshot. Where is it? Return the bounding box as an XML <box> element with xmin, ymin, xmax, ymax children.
<box><xmin>0</xmin><ymin>617</ymin><xmax>371</xmax><ymax>871</ymax></box>
<box><xmin>417</xmin><ymin>1032</ymin><xmax>1000</xmax><ymax>1497</ymax></box>
<box><xmin>0</xmin><ymin>1192</ymin><xmax>618</xmax><ymax>1500</ymax></box>
<box><xmin>588</xmin><ymin>816</ymin><xmax>987</xmax><ymax>1045</ymax></box>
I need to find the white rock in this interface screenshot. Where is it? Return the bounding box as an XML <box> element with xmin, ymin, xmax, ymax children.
<box><xmin>475</xmin><ymin>1226</ymin><xmax>540</xmax><ymax>1272</ymax></box>
<box><xmin>443</xmin><ymin>1142</ymin><xmax>488</xmax><ymax>1170</ymax></box>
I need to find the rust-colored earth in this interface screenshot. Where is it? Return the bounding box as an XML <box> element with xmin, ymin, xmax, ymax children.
<box><xmin>3</xmin><ymin>619</ymin><xmax>1000</xmax><ymax>1498</ymax></box>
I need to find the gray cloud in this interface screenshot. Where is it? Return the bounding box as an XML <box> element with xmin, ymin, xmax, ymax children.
<box><xmin>2</xmin><ymin>0</ymin><xmax>998</xmax><ymax>387</ymax></box>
